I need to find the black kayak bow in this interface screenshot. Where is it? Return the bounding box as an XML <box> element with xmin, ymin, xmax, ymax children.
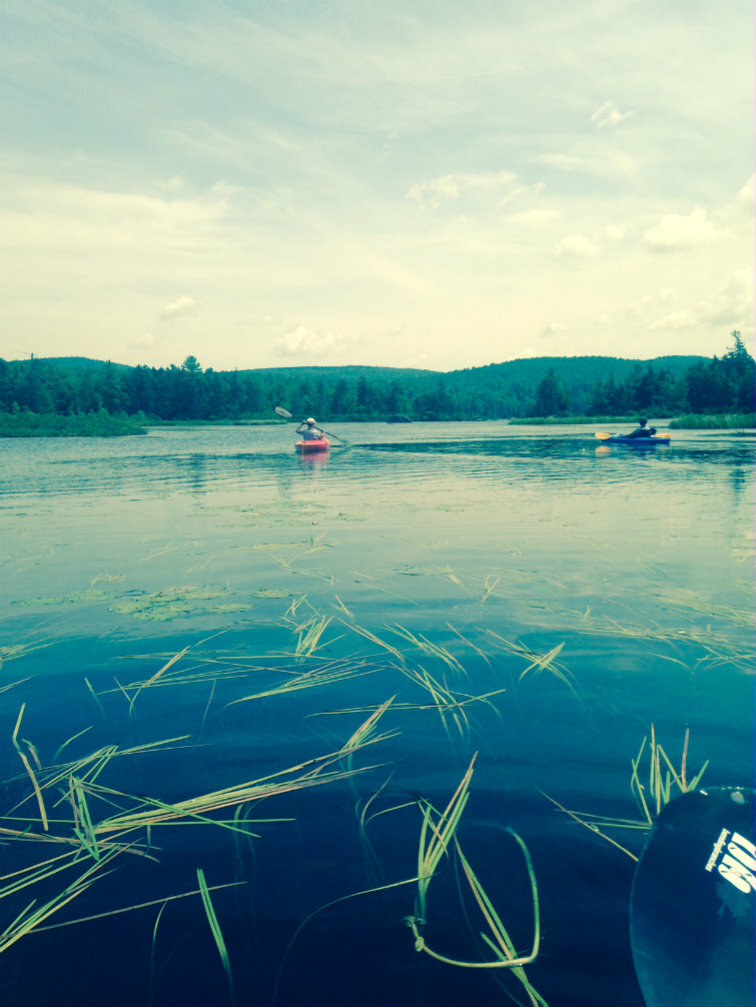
<box><xmin>629</xmin><ymin>786</ymin><xmax>755</xmax><ymax>1007</ymax></box>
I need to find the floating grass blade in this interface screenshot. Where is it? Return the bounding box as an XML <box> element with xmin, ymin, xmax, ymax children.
<box><xmin>68</xmin><ymin>776</ymin><xmax>101</xmax><ymax>862</ymax></box>
<box><xmin>453</xmin><ymin>830</ymin><xmax>541</xmax><ymax>968</ymax></box>
<box><xmin>52</xmin><ymin>727</ymin><xmax>94</xmax><ymax>764</ymax></box>
<box><xmin>547</xmin><ymin>727</ymin><xmax>709</xmax><ymax>862</ymax></box>
<box><xmin>480</xmin><ymin>574</ymin><xmax>500</xmax><ymax>605</ymax></box>
<box><xmin>0</xmin><ymin>850</ymin><xmax>85</xmax><ymax>901</ymax></box>
<box><xmin>342</xmin><ymin>696</ymin><xmax>398</xmax><ymax>755</ymax></box>
<box><xmin>224</xmin><ymin>659</ymin><xmax>375</xmax><ymax>708</ymax></box>
<box><xmin>408</xmin><ymin>761</ymin><xmax>545</xmax><ymax>1004</ymax></box>
<box><xmin>128</xmin><ymin>647</ymin><xmax>190</xmax><ymax>713</ymax></box>
<box><xmin>0</xmin><ymin>847</ymin><xmax>122</xmax><ymax>954</ymax></box>
<box><xmin>332</xmin><ymin>594</ymin><xmax>353</xmax><ymax>619</ymax></box>
<box><xmin>541</xmin><ymin>791</ymin><xmax>640</xmax><ymax>862</ymax></box>
<box><xmin>197</xmin><ymin>868</ymin><xmax>236</xmax><ymax>1006</ymax></box>
<box><xmin>639</xmin><ymin>725</ymin><xmax>708</xmax><ymax>819</ymax></box>
<box><xmin>0</xmin><ymin>677</ymin><xmax>31</xmax><ymax>695</ymax></box>
<box><xmin>399</xmin><ymin>665</ymin><xmax>470</xmax><ymax>738</ymax></box>
<box><xmin>390</xmin><ymin>625</ymin><xmax>466</xmax><ymax>676</ymax></box>
<box><xmin>345</xmin><ymin>622</ymin><xmax>407</xmax><ymax>663</ymax></box>
<box><xmin>94</xmin><ymin>743</ymin><xmax>382</xmax><ymax>836</ymax></box>
<box><xmin>446</xmin><ymin>623</ymin><xmax>493</xmax><ymax>670</ymax></box>
<box><xmin>150</xmin><ymin>900</ymin><xmax>168</xmax><ymax>1004</ymax></box>
<box><xmin>415</xmin><ymin>755</ymin><xmax>477</xmax><ymax>920</ymax></box>
<box><xmin>33</xmin><ymin>881</ymin><xmax>244</xmax><ymax>933</ymax></box>
<box><xmin>293</xmin><ymin>614</ymin><xmax>332</xmax><ymax>656</ymax></box>
<box><xmin>11</xmin><ymin>704</ymin><xmax>48</xmax><ymax>832</ymax></box>
<box><xmin>485</xmin><ymin>633</ymin><xmax>580</xmax><ymax>702</ymax></box>
<box><xmin>630</xmin><ymin>736</ymin><xmax>653</xmax><ymax>824</ymax></box>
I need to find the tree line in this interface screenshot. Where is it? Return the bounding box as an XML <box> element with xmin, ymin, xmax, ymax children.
<box><xmin>1</xmin><ymin>335</ymin><xmax>753</xmax><ymax>423</ymax></box>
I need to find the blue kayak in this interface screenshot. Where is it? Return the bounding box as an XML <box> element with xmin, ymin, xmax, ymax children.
<box><xmin>596</xmin><ymin>433</ymin><xmax>671</xmax><ymax>446</ymax></box>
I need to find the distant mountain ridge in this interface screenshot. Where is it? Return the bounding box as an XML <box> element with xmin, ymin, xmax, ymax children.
<box><xmin>13</xmin><ymin>353</ymin><xmax>707</xmax><ymax>412</ymax></box>
<box><xmin>4</xmin><ymin>348</ymin><xmax>751</xmax><ymax>420</ymax></box>
<box><xmin>16</xmin><ymin>353</ymin><xmax>706</xmax><ymax>383</ymax></box>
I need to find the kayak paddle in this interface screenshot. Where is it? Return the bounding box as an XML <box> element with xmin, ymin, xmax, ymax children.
<box><xmin>629</xmin><ymin>786</ymin><xmax>755</xmax><ymax>1007</ymax></box>
<box><xmin>274</xmin><ymin>406</ymin><xmax>347</xmax><ymax>446</ymax></box>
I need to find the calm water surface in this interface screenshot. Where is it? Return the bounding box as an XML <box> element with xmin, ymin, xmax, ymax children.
<box><xmin>1</xmin><ymin>422</ymin><xmax>753</xmax><ymax>1006</ymax></box>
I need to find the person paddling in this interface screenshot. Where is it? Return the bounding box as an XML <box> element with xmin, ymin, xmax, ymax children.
<box><xmin>627</xmin><ymin>417</ymin><xmax>656</xmax><ymax>438</ymax></box>
<box><xmin>296</xmin><ymin>417</ymin><xmax>325</xmax><ymax>441</ymax></box>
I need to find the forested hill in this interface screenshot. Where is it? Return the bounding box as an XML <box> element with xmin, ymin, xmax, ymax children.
<box><xmin>3</xmin><ymin>340</ymin><xmax>754</xmax><ymax>421</ymax></box>
<box><xmin>239</xmin><ymin>355</ymin><xmax>705</xmax><ymax>417</ymax></box>
<box><xmin>430</xmin><ymin>354</ymin><xmax>702</xmax><ymax>410</ymax></box>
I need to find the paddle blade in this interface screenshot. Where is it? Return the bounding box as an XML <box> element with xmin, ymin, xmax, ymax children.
<box><xmin>595</xmin><ymin>432</ymin><xmax>614</xmax><ymax>440</ymax></box>
<box><xmin>275</xmin><ymin>406</ymin><xmax>293</xmax><ymax>419</ymax></box>
<box><xmin>630</xmin><ymin>787</ymin><xmax>755</xmax><ymax>1007</ymax></box>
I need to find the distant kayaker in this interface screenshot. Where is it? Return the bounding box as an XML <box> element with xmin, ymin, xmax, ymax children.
<box><xmin>627</xmin><ymin>418</ymin><xmax>656</xmax><ymax>438</ymax></box>
<box><xmin>296</xmin><ymin>417</ymin><xmax>324</xmax><ymax>441</ymax></box>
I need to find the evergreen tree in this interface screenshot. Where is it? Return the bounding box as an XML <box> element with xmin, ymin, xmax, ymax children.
<box><xmin>532</xmin><ymin>368</ymin><xmax>569</xmax><ymax>416</ymax></box>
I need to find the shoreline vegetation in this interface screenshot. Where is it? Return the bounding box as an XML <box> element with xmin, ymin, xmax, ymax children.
<box><xmin>511</xmin><ymin>414</ymin><xmax>755</xmax><ymax>429</ymax></box>
<box><xmin>0</xmin><ymin>411</ymin><xmax>753</xmax><ymax>438</ymax></box>
<box><xmin>0</xmin><ymin>410</ymin><xmax>149</xmax><ymax>438</ymax></box>
<box><xmin>1</xmin><ymin>333</ymin><xmax>753</xmax><ymax>437</ymax></box>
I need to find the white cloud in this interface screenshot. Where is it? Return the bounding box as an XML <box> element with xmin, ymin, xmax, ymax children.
<box><xmin>130</xmin><ymin>332</ymin><xmax>157</xmax><ymax>348</ymax></box>
<box><xmin>532</xmin><ymin>153</ymin><xmax>586</xmax><ymax>173</ymax></box>
<box><xmin>277</xmin><ymin>325</ymin><xmax>355</xmax><ymax>358</ymax></box>
<box><xmin>734</xmin><ymin>174</ymin><xmax>755</xmax><ymax>216</ymax></box>
<box><xmin>507</xmin><ymin>208</ymin><xmax>560</xmax><ymax>225</ymax></box>
<box><xmin>698</xmin><ymin>270</ymin><xmax>753</xmax><ymax>325</ymax></box>
<box><xmin>496</xmin><ymin>182</ymin><xmax>544</xmax><ymax>209</ymax></box>
<box><xmin>648</xmin><ymin>271</ymin><xmax>753</xmax><ymax>331</ymax></box>
<box><xmin>0</xmin><ymin>2</ymin><xmax>752</xmax><ymax>369</ymax></box>
<box><xmin>0</xmin><ymin>175</ymin><xmax>231</xmax><ymax>257</ymax></box>
<box><xmin>159</xmin><ymin>295</ymin><xmax>202</xmax><ymax>321</ymax></box>
<box><xmin>642</xmin><ymin>207</ymin><xmax>721</xmax><ymax>251</ymax></box>
<box><xmin>407</xmin><ymin>171</ymin><xmax>517</xmax><ymax>209</ymax></box>
<box><xmin>604</xmin><ymin>224</ymin><xmax>626</xmax><ymax>241</ymax></box>
<box><xmin>543</xmin><ymin>321</ymin><xmax>568</xmax><ymax>336</ymax></box>
<box><xmin>553</xmin><ymin>234</ymin><xmax>599</xmax><ymax>257</ymax></box>
<box><xmin>591</xmin><ymin>101</ymin><xmax>633</xmax><ymax>129</ymax></box>
<box><xmin>650</xmin><ymin>310</ymin><xmax>696</xmax><ymax>331</ymax></box>
<box><xmin>407</xmin><ymin>175</ymin><xmax>460</xmax><ymax>208</ymax></box>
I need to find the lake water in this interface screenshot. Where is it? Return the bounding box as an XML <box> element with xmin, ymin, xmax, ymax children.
<box><xmin>1</xmin><ymin>422</ymin><xmax>753</xmax><ymax>1007</ymax></box>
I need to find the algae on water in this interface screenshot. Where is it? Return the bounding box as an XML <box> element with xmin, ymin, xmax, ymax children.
<box><xmin>110</xmin><ymin>585</ymin><xmax>251</xmax><ymax>622</ymax></box>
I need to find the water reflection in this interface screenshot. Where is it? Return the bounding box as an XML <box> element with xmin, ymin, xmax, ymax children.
<box><xmin>296</xmin><ymin>450</ymin><xmax>329</xmax><ymax>474</ymax></box>
<box><xmin>361</xmin><ymin>436</ymin><xmax>593</xmax><ymax>458</ymax></box>
<box><xmin>1</xmin><ymin>425</ymin><xmax>752</xmax><ymax>501</ymax></box>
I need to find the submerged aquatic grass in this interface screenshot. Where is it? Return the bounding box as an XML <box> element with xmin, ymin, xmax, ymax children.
<box><xmin>0</xmin><ymin>847</ymin><xmax>124</xmax><ymax>954</ymax></box>
<box><xmin>197</xmin><ymin>867</ymin><xmax>237</xmax><ymax>1006</ymax></box>
<box><xmin>543</xmin><ymin>726</ymin><xmax>710</xmax><ymax>861</ymax></box>
<box><xmin>630</xmin><ymin>725</ymin><xmax>708</xmax><ymax>823</ymax></box>
<box><xmin>11</xmin><ymin>704</ymin><xmax>49</xmax><ymax>832</ymax></box>
<box><xmin>406</xmin><ymin>756</ymin><xmax>547</xmax><ymax>1004</ymax></box>
<box><xmin>0</xmin><ymin>687</ymin><xmax>391</xmax><ymax>967</ymax></box>
<box><xmin>484</xmin><ymin>633</ymin><xmax>579</xmax><ymax>702</ymax></box>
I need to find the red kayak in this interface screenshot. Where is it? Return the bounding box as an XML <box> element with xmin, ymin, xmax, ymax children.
<box><xmin>296</xmin><ymin>437</ymin><xmax>330</xmax><ymax>453</ymax></box>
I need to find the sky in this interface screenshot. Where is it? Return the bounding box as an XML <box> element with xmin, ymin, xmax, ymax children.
<box><xmin>1</xmin><ymin>1</ymin><xmax>754</xmax><ymax>373</ymax></box>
